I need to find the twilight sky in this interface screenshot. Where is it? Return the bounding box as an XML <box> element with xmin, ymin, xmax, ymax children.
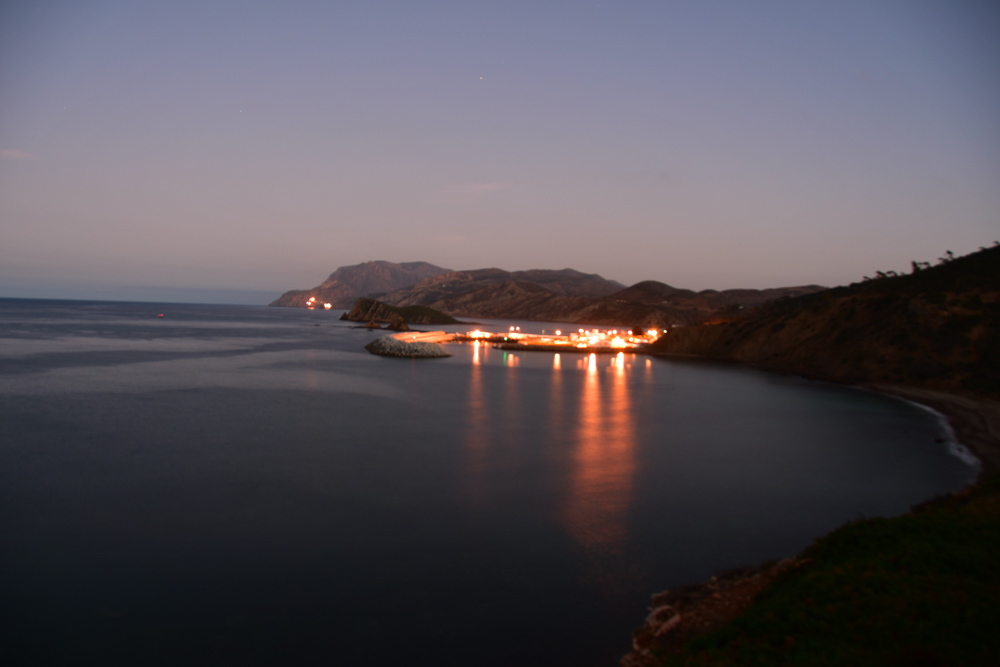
<box><xmin>2</xmin><ymin>1</ymin><xmax>998</xmax><ymax>304</ymax></box>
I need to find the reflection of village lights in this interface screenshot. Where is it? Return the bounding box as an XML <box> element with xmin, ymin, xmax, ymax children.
<box><xmin>615</xmin><ymin>351</ymin><xmax>625</xmax><ymax>369</ymax></box>
<box><xmin>588</xmin><ymin>352</ymin><xmax>597</xmax><ymax>372</ymax></box>
<box><xmin>646</xmin><ymin>359</ymin><xmax>652</xmax><ymax>367</ymax></box>
<box><xmin>553</xmin><ymin>353</ymin><xmax>561</xmax><ymax>369</ymax></box>
<box><xmin>459</xmin><ymin>325</ymin><xmax>654</xmax><ymax>351</ymax></box>
<box><xmin>565</xmin><ymin>338</ymin><xmax>636</xmax><ymax>552</ymax></box>
<box><xmin>472</xmin><ymin>339</ymin><xmax>481</xmax><ymax>364</ymax></box>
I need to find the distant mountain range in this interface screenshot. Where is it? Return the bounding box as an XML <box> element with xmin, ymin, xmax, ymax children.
<box><xmin>271</xmin><ymin>261</ymin><xmax>825</xmax><ymax>326</ymax></box>
<box><xmin>269</xmin><ymin>261</ymin><xmax>450</xmax><ymax>308</ymax></box>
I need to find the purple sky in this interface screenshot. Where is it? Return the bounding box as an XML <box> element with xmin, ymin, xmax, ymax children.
<box><xmin>2</xmin><ymin>1</ymin><xmax>998</xmax><ymax>304</ymax></box>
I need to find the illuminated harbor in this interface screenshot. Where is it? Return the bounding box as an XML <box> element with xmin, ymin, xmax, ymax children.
<box><xmin>391</xmin><ymin>326</ymin><xmax>663</xmax><ymax>353</ymax></box>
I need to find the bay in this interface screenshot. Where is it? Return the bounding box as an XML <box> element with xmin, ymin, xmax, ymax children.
<box><xmin>0</xmin><ymin>299</ymin><xmax>975</xmax><ymax>665</ymax></box>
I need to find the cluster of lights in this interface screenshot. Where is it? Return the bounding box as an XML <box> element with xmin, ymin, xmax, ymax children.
<box><xmin>461</xmin><ymin>325</ymin><xmax>661</xmax><ymax>349</ymax></box>
<box><xmin>568</xmin><ymin>328</ymin><xmax>658</xmax><ymax>348</ymax></box>
<box><xmin>306</xmin><ymin>296</ymin><xmax>333</xmax><ymax>310</ymax></box>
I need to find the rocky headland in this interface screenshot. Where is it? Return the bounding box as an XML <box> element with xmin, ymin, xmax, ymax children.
<box><xmin>340</xmin><ymin>297</ymin><xmax>460</xmax><ymax>326</ymax></box>
<box><xmin>269</xmin><ymin>260</ymin><xmax>449</xmax><ymax>308</ymax></box>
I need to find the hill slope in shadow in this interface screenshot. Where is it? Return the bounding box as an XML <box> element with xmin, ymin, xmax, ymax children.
<box><xmin>651</xmin><ymin>244</ymin><xmax>1000</xmax><ymax>397</ymax></box>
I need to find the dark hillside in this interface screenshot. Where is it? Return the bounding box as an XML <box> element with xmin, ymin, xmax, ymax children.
<box><xmin>854</xmin><ymin>246</ymin><xmax>1000</xmax><ymax>294</ymax></box>
<box><xmin>651</xmin><ymin>245</ymin><xmax>1000</xmax><ymax>397</ymax></box>
<box><xmin>611</xmin><ymin>281</ymin><xmax>698</xmax><ymax>304</ymax></box>
<box><xmin>641</xmin><ymin>475</ymin><xmax>1000</xmax><ymax>667</ymax></box>
<box><xmin>340</xmin><ymin>297</ymin><xmax>460</xmax><ymax>325</ymax></box>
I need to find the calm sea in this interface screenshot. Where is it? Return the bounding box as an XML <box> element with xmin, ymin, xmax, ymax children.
<box><xmin>0</xmin><ymin>299</ymin><xmax>976</xmax><ymax>665</ymax></box>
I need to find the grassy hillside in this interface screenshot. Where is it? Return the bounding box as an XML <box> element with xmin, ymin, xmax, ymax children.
<box><xmin>651</xmin><ymin>245</ymin><xmax>1000</xmax><ymax>397</ymax></box>
<box><xmin>659</xmin><ymin>474</ymin><xmax>1000</xmax><ymax>666</ymax></box>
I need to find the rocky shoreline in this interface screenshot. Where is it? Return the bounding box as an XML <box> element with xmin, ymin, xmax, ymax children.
<box><xmin>622</xmin><ymin>558</ymin><xmax>806</xmax><ymax>667</ymax></box>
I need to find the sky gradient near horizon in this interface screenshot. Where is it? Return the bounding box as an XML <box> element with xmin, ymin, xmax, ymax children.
<box><xmin>2</xmin><ymin>1</ymin><xmax>999</xmax><ymax>304</ymax></box>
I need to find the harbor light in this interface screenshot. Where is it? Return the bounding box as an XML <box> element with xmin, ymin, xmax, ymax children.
<box><xmin>459</xmin><ymin>324</ymin><xmax>651</xmax><ymax>351</ymax></box>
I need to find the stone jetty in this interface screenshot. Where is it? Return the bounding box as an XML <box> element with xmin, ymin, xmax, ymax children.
<box><xmin>364</xmin><ymin>334</ymin><xmax>451</xmax><ymax>358</ymax></box>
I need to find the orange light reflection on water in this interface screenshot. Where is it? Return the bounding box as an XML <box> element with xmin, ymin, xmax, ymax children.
<box><xmin>463</xmin><ymin>342</ymin><xmax>489</xmax><ymax>505</ymax></box>
<box><xmin>565</xmin><ymin>351</ymin><xmax>636</xmax><ymax>552</ymax></box>
<box><xmin>464</xmin><ymin>344</ymin><xmax>640</xmax><ymax>552</ymax></box>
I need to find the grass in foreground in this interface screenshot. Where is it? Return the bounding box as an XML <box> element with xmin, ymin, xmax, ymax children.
<box><xmin>662</xmin><ymin>474</ymin><xmax>1000</xmax><ymax>666</ymax></box>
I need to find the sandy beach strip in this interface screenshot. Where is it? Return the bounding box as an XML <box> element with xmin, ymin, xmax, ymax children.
<box><xmin>866</xmin><ymin>384</ymin><xmax>1000</xmax><ymax>481</ymax></box>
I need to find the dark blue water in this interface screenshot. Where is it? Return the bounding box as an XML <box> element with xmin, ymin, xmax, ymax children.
<box><xmin>0</xmin><ymin>299</ymin><xmax>976</xmax><ymax>665</ymax></box>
